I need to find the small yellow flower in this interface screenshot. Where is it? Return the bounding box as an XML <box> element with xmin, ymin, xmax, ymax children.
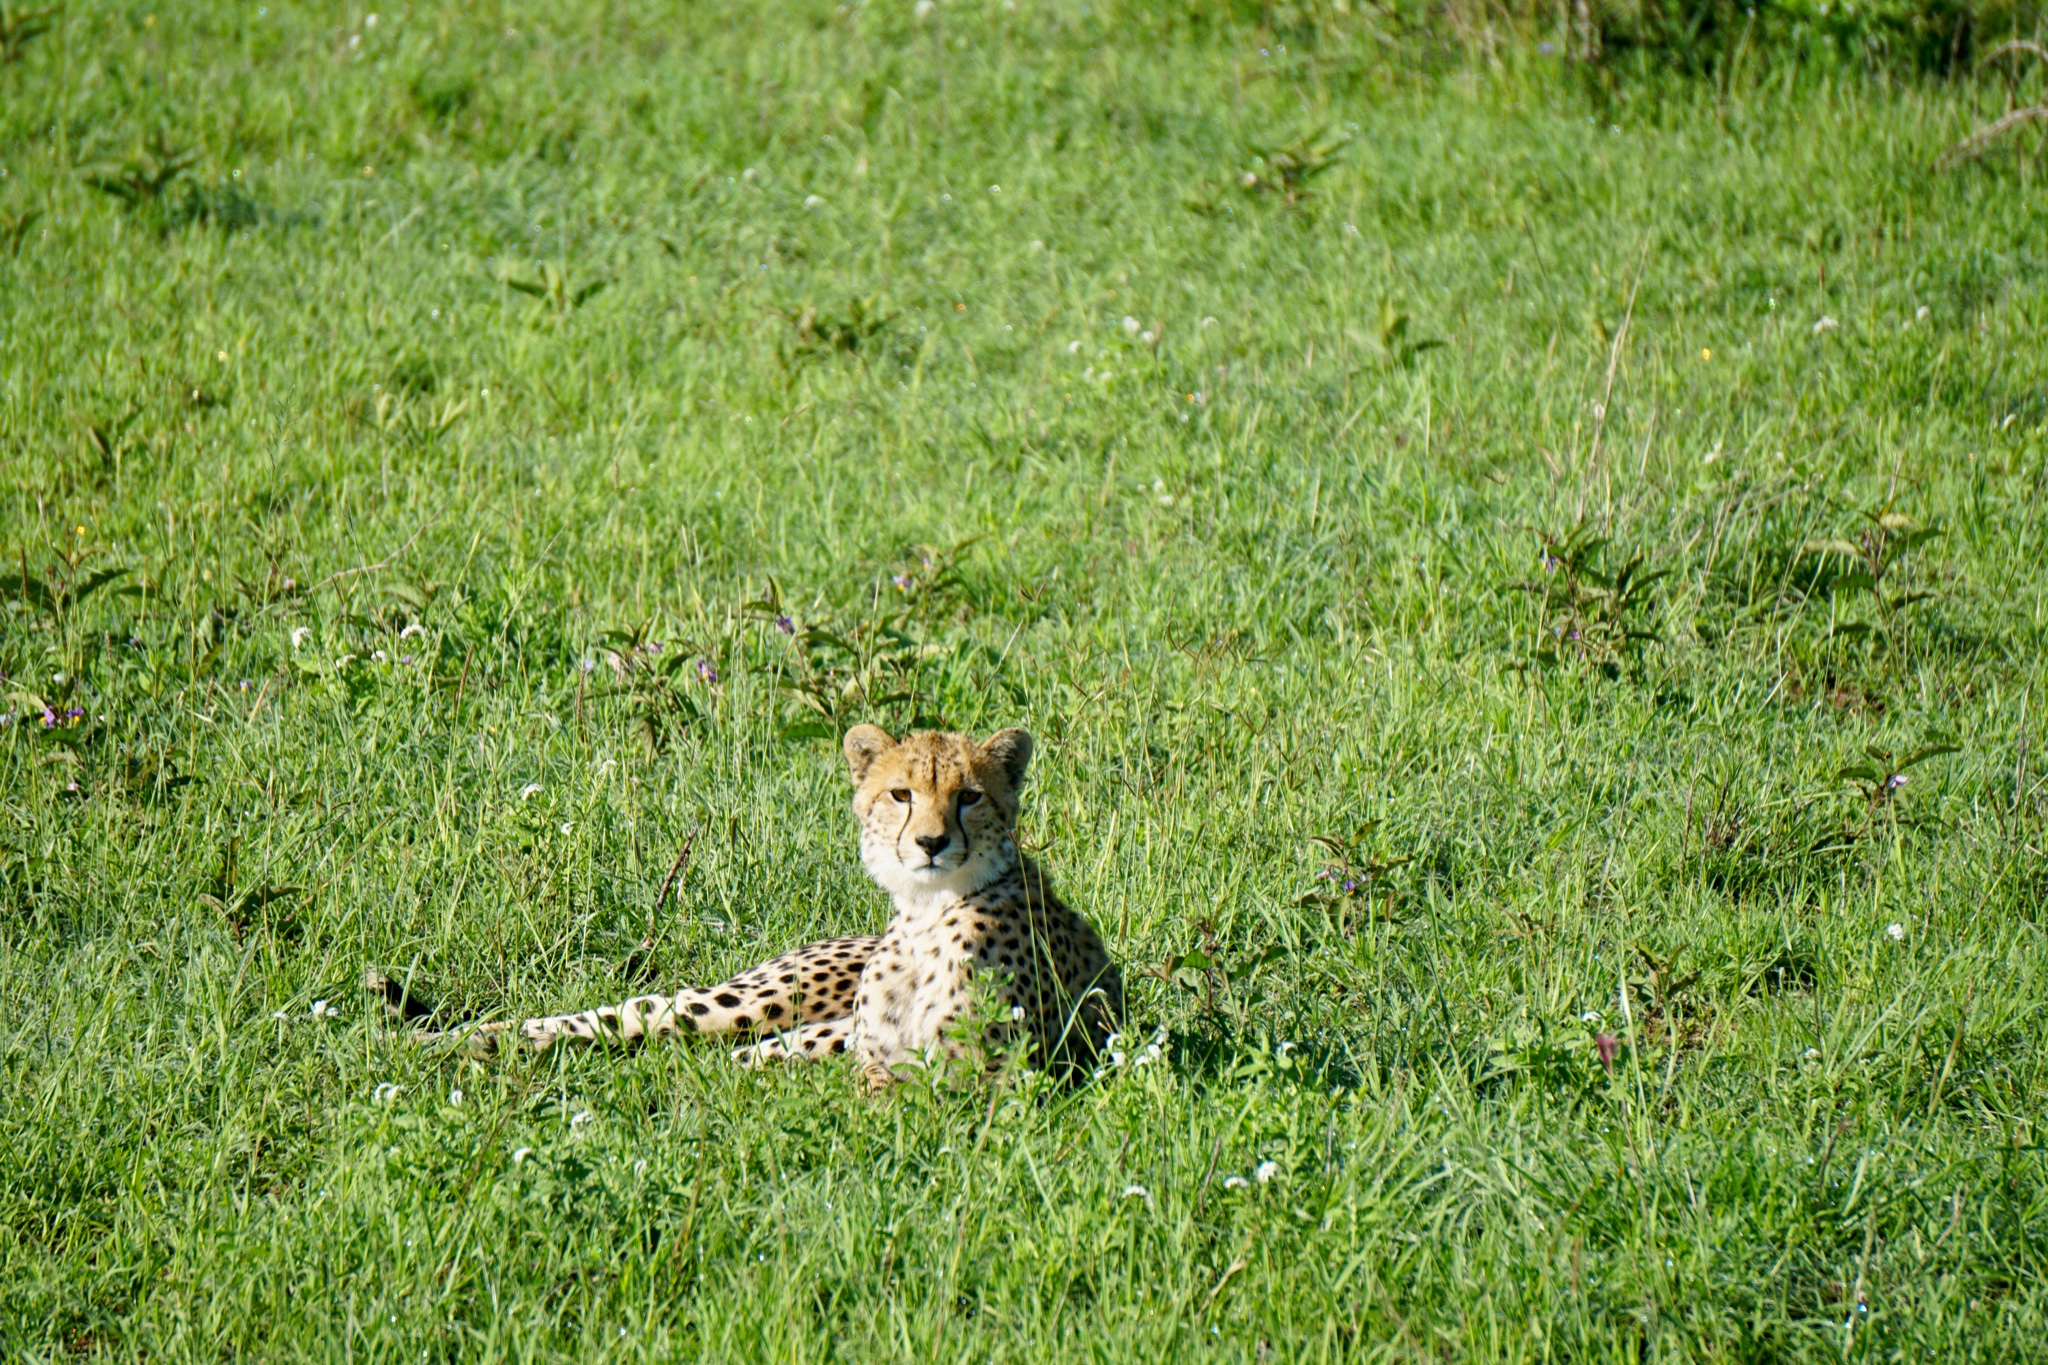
<box><xmin>1700</xmin><ymin>348</ymin><xmax>1712</xmax><ymax>360</ymax></box>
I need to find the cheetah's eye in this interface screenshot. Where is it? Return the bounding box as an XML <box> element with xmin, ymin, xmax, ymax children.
<box><xmin>889</xmin><ymin>788</ymin><xmax>913</xmax><ymax>804</ymax></box>
<box><xmin>958</xmin><ymin>789</ymin><xmax>983</xmax><ymax>808</ymax></box>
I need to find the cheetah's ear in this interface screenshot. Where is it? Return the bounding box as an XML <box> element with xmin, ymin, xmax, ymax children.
<box><xmin>982</xmin><ymin>728</ymin><xmax>1034</xmax><ymax>789</ymax></box>
<box><xmin>843</xmin><ymin>724</ymin><xmax>897</xmax><ymax>785</ymax></box>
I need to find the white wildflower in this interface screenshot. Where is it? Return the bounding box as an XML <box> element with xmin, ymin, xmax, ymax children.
<box><xmin>1803</xmin><ymin>1048</ymin><xmax>1822</xmax><ymax>1061</ymax></box>
<box><xmin>570</xmin><ymin>1109</ymin><xmax>593</xmax><ymax>1128</ymax></box>
<box><xmin>449</xmin><ymin>1088</ymin><xmax>464</xmax><ymax>1106</ymax></box>
<box><xmin>1812</xmin><ymin>316</ymin><xmax>1838</xmax><ymax>335</ymax></box>
<box><xmin>310</xmin><ymin>998</ymin><xmax>338</xmax><ymax>1019</ymax></box>
<box><xmin>272</xmin><ymin>1008</ymin><xmax>291</xmax><ymax>1021</ymax></box>
<box><xmin>1581</xmin><ymin>1011</ymin><xmax>1602</xmax><ymax>1024</ymax></box>
<box><xmin>914</xmin><ymin>0</ymin><xmax>934</xmax><ymax>15</ymax></box>
<box><xmin>373</xmin><ymin>1082</ymin><xmax>403</xmax><ymax>1104</ymax></box>
<box><xmin>559</xmin><ymin>822</ymin><xmax>574</xmax><ymax>835</ymax></box>
<box><xmin>291</xmin><ymin>626</ymin><xmax>312</xmax><ymax>650</ymax></box>
<box><xmin>512</xmin><ymin>1147</ymin><xmax>533</xmax><ymax>1165</ymax></box>
<box><xmin>1121</xmin><ymin>1184</ymin><xmax>1149</xmax><ymax>1200</ymax></box>
<box><xmin>371</xmin><ymin>649</ymin><xmax>388</xmax><ymax>663</ymax></box>
<box><xmin>1915</xmin><ymin>306</ymin><xmax>1930</xmax><ymax>321</ymax></box>
<box><xmin>1255</xmin><ymin>1160</ymin><xmax>1280</xmax><ymax>1184</ymax></box>
<box><xmin>1223</xmin><ymin>1175</ymin><xmax>1250</xmax><ymax>1190</ymax></box>
<box><xmin>803</xmin><ymin>195</ymin><xmax>824</xmax><ymax>210</ymax></box>
<box><xmin>1066</xmin><ymin>339</ymin><xmax>1084</xmax><ymax>354</ymax></box>
<box><xmin>1887</xmin><ymin>923</ymin><xmax>1906</xmax><ymax>941</ymax></box>
<box><xmin>1121</xmin><ymin>315</ymin><xmax>1140</xmax><ymax>334</ymax></box>
<box><xmin>1009</xmin><ymin>1005</ymin><xmax>1025</xmax><ymax>1021</ymax></box>
<box><xmin>520</xmin><ymin>783</ymin><xmax>543</xmax><ymax>800</ymax></box>
<box><xmin>399</xmin><ymin>623</ymin><xmax>426</xmax><ymax>639</ymax></box>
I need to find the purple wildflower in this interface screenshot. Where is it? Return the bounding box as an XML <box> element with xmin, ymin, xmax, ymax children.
<box><xmin>891</xmin><ymin>574</ymin><xmax>913</xmax><ymax>592</ymax></box>
<box><xmin>1342</xmin><ymin>879</ymin><xmax>1358</xmax><ymax>892</ymax></box>
<box><xmin>239</xmin><ymin>679</ymin><xmax>252</xmax><ymax>691</ymax></box>
<box><xmin>695</xmin><ymin>657</ymin><xmax>718</xmax><ymax>684</ymax></box>
<box><xmin>639</xmin><ymin>640</ymin><xmax>663</xmax><ymax>654</ymax></box>
<box><xmin>1541</xmin><ymin>555</ymin><xmax>1562</xmax><ymax>573</ymax></box>
<box><xmin>1539</xmin><ymin>40</ymin><xmax>1555</xmax><ymax>54</ymax></box>
<box><xmin>67</xmin><ymin>708</ymin><xmax>84</xmax><ymax>718</ymax></box>
<box><xmin>1886</xmin><ymin>773</ymin><xmax>1908</xmax><ymax>790</ymax></box>
<box><xmin>1595</xmin><ymin>1034</ymin><xmax>1619</xmax><ymax>1069</ymax></box>
<box><xmin>774</xmin><ymin>615</ymin><xmax>794</xmax><ymax>635</ymax></box>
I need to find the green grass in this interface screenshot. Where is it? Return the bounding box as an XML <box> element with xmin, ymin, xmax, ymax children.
<box><xmin>4</xmin><ymin>1</ymin><xmax>2048</xmax><ymax>1359</ymax></box>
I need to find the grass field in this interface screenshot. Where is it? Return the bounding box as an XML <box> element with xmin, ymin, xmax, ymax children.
<box><xmin>4</xmin><ymin>1</ymin><xmax>2048</xmax><ymax>1359</ymax></box>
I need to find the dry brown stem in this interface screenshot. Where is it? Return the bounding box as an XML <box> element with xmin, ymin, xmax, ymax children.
<box><xmin>1938</xmin><ymin>105</ymin><xmax>2048</xmax><ymax>167</ymax></box>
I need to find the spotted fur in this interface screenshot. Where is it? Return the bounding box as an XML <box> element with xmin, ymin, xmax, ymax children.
<box><xmin>402</xmin><ymin>726</ymin><xmax>1122</xmax><ymax>1090</ymax></box>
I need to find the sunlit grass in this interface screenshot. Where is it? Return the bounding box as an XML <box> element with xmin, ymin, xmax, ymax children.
<box><xmin>2</xmin><ymin>1</ymin><xmax>2045</xmax><ymax>1359</ymax></box>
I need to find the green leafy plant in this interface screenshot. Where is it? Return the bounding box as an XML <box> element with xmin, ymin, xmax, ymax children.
<box><xmin>1836</xmin><ymin>740</ymin><xmax>1960</xmax><ymax>819</ymax></box>
<box><xmin>500</xmin><ymin>260</ymin><xmax>609</xmax><ymax>318</ymax></box>
<box><xmin>196</xmin><ymin>836</ymin><xmax>304</xmax><ymax>942</ymax></box>
<box><xmin>0</xmin><ymin>553</ymin><xmax>132</xmax><ymax>631</ymax></box>
<box><xmin>1799</xmin><ymin>503</ymin><xmax>1944</xmax><ymax>637</ymax></box>
<box><xmin>1187</xmin><ymin>125</ymin><xmax>1347</xmax><ymax>212</ymax></box>
<box><xmin>591</xmin><ymin>620</ymin><xmax>706</xmax><ymax>754</ymax></box>
<box><xmin>1516</xmin><ymin>525</ymin><xmax>1667</xmax><ymax>677</ymax></box>
<box><xmin>1348</xmin><ymin>299</ymin><xmax>1444</xmax><ymax>370</ymax></box>
<box><xmin>1139</xmin><ymin>928</ymin><xmax>1288</xmax><ymax>1025</ymax></box>
<box><xmin>1236</xmin><ymin>126</ymin><xmax>1348</xmax><ymax>203</ymax></box>
<box><xmin>1295</xmin><ymin>822</ymin><xmax>1412</xmax><ymax>930</ymax></box>
<box><xmin>368</xmin><ymin>388</ymin><xmax>469</xmax><ymax>448</ymax></box>
<box><xmin>777</xmin><ymin>295</ymin><xmax>896</xmax><ymax>362</ymax></box>
<box><xmin>80</xmin><ymin>134</ymin><xmax>197</xmax><ymax>208</ymax></box>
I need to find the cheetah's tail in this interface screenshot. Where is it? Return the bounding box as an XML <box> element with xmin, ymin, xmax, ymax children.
<box><xmin>367</xmin><ymin>934</ymin><xmax>882</xmax><ymax>1055</ymax></box>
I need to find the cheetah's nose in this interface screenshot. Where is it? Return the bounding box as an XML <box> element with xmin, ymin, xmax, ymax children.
<box><xmin>915</xmin><ymin>833</ymin><xmax>950</xmax><ymax>858</ymax></box>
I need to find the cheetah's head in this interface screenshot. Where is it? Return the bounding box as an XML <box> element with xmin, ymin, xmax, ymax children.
<box><xmin>842</xmin><ymin>725</ymin><xmax>1032</xmax><ymax>900</ymax></box>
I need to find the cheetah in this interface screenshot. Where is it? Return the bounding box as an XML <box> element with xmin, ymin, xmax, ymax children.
<box><xmin>385</xmin><ymin>726</ymin><xmax>1122</xmax><ymax>1090</ymax></box>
